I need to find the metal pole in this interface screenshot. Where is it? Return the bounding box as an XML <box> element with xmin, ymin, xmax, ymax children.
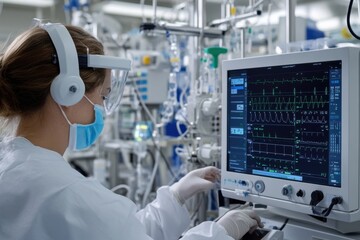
<box><xmin>240</xmin><ymin>28</ymin><xmax>246</xmax><ymax>58</ymax></box>
<box><xmin>221</xmin><ymin>1</ymin><xmax>225</xmax><ymax>19</ymax></box>
<box><xmin>187</xmin><ymin>1</ymin><xmax>197</xmax><ymax>124</ymax></box>
<box><xmin>285</xmin><ymin>0</ymin><xmax>296</xmax><ymax>45</ymax></box>
<box><xmin>108</xmin><ymin>151</ymin><xmax>119</xmax><ymax>188</ymax></box>
<box><xmin>209</xmin><ymin>10</ymin><xmax>261</xmax><ymax>27</ymax></box>
<box><xmin>36</xmin><ymin>7</ymin><xmax>43</xmax><ymax>19</ymax></box>
<box><xmin>226</xmin><ymin>2</ymin><xmax>231</xmax><ymax>18</ymax></box>
<box><xmin>153</xmin><ymin>0</ymin><xmax>157</xmax><ymax>24</ymax></box>
<box><xmin>154</xmin><ymin>24</ymin><xmax>223</xmax><ymax>38</ymax></box>
<box><xmin>197</xmin><ymin>0</ymin><xmax>205</xmax><ymax>30</ymax></box>
<box><xmin>197</xmin><ymin>0</ymin><xmax>206</xmax><ymax>54</ymax></box>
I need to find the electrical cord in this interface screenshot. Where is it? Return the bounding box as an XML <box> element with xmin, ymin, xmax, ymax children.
<box><xmin>262</xmin><ymin>217</ymin><xmax>289</xmax><ymax>231</ymax></box>
<box><xmin>69</xmin><ymin>161</ymin><xmax>89</xmax><ymax>177</ymax></box>
<box><xmin>132</xmin><ymin>81</ymin><xmax>177</xmax><ymax>178</ymax></box>
<box><xmin>148</xmin><ymin>130</ymin><xmax>176</xmax><ymax>178</ymax></box>
<box><xmin>131</xmin><ymin>80</ymin><xmax>158</xmax><ymax>128</ymax></box>
<box><xmin>347</xmin><ymin>0</ymin><xmax>360</xmax><ymax>40</ymax></box>
<box><xmin>146</xmin><ymin>149</ymin><xmax>156</xmax><ymax>167</ymax></box>
<box><xmin>312</xmin><ymin>196</ymin><xmax>343</xmax><ymax>217</ymax></box>
<box><xmin>142</xmin><ymin>148</ymin><xmax>160</xmax><ymax>207</ymax></box>
<box><xmin>167</xmin><ymin>166</ymin><xmax>183</xmax><ymax>185</ymax></box>
<box><xmin>176</xmin><ymin>120</ymin><xmax>189</xmax><ymax>139</ymax></box>
<box><xmin>321</xmin><ymin>197</ymin><xmax>343</xmax><ymax>217</ymax></box>
<box><xmin>111</xmin><ymin>184</ymin><xmax>130</xmax><ymax>194</ymax></box>
<box><xmin>278</xmin><ymin>218</ymin><xmax>289</xmax><ymax>231</ymax></box>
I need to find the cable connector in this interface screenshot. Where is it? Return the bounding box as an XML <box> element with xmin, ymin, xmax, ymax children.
<box><xmin>321</xmin><ymin>196</ymin><xmax>343</xmax><ymax>217</ymax></box>
<box><xmin>332</xmin><ymin>196</ymin><xmax>343</xmax><ymax>205</ymax></box>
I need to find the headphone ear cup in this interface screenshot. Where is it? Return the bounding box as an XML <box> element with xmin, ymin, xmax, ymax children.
<box><xmin>50</xmin><ymin>74</ymin><xmax>85</xmax><ymax>106</ymax></box>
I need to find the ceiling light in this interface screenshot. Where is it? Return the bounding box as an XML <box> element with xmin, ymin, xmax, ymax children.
<box><xmin>316</xmin><ymin>18</ymin><xmax>342</xmax><ymax>32</ymax></box>
<box><xmin>101</xmin><ymin>1</ymin><xmax>188</xmax><ymax>22</ymax></box>
<box><xmin>0</xmin><ymin>0</ymin><xmax>55</xmax><ymax>8</ymax></box>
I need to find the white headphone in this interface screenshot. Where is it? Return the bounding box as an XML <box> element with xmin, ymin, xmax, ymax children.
<box><xmin>41</xmin><ymin>23</ymin><xmax>85</xmax><ymax>106</ymax></box>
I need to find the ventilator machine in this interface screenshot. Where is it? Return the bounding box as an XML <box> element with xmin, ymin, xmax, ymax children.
<box><xmin>222</xmin><ymin>47</ymin><xmax>360</xmax><ymax>239</ymax></box>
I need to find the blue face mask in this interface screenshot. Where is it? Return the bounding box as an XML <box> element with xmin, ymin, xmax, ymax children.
<box><xmin>59</xmin><ymin>97</ymin><xmax>105</xmax><ymax>151</ymax></box>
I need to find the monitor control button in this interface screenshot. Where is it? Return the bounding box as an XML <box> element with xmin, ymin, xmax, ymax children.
<box><xmin>282</xmin><ymin>185</ymin><xmax>293</xmax><ymax>197</ymax></box>
<box><xmin>296</xmin><ymin>189</ymin><xmax>305</xmax><ymax>197</ymax></box>
<box><xmin>254</xmin><ymin>180</ymin><xmax>265</xmax><ymax>193</ymax></box>
<box><xmin>310</xmin><ymin>190</ymin><xmax>324</xmax><ymax>206</ymax></box>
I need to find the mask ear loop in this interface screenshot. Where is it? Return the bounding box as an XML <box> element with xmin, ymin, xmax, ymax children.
<box><xmin>57</xmin><ymin>105</ymin><xmax>73</xmax><ymax>125</ymax></box>
<box><xmin>84</xmin><ymin>95</ymin><xmax>95</xmax><ymax>106</ymax></box>
<box><xmin>58</xmin><ymin>96</ymin><xmax>96</xmax><ymax>126</ymax></box>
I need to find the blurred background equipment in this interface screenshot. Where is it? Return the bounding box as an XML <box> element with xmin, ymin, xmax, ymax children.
<box><xmin>2</xmin><ymin>0</ymin><xmax>360</xmax><ymax>239</ymax></box>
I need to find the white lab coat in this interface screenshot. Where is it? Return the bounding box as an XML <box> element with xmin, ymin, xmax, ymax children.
<box><xmin>0</xmin><ymin>137</ymin><xmax>232</xmax><ymax>240</ymax></box>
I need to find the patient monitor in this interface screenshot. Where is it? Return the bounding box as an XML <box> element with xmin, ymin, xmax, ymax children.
<box><xmin>221</xmin><ymin>47</ymin><xmax>360</xmax><ymax>233</ymax></box>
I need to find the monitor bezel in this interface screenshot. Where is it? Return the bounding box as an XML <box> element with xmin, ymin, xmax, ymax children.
<box><xmin>221</xmin><ymin>47</ymin><xmax>360</xmax><ymax>222</ymax></box>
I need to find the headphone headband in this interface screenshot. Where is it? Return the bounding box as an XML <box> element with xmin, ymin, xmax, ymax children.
<box><xmin>41</xmin><ymin>23</ymin><xmax>85</xmax><ymax>106</ymax></box>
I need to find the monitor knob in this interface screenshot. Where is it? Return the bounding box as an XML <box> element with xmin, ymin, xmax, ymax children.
<box><xmin>282</xmin><ymin>185</ymin><xmax>293</xmax><ymax>197</ymax></box>
<box><xmin>310</xmin><ymin>190</ymin><xmax>324</xmax><ymax>206</ymax></box>
<box><xmin>254</xmin><ymin>180</ymin><xmax>265</xmax><ymax>193</ymax></box>
<box><xmin>296</xmin><ymin>189</ymin><xmax>305</xmax><ymax>198</ymax></box>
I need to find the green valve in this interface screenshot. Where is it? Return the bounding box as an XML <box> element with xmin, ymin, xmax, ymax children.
<box><xmin>204</xmin><ymin>47</ymin><xmax>228</xmax><ymax>68</ymax></box>
<box><xmin>200</xmin><ymin>57</ymin><xmax>207</xmax><ymax>63</ymax></box>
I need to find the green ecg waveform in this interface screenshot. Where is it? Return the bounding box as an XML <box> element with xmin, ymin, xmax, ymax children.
<box><xmin>250</xmin><ymin>95</ymin><xmax>328</xmax><ymax>111</ymax></box>
<box><xmin>249</xmin><ymin>75</ymin><xmax>327</xmax><ymax>85</ymax></box>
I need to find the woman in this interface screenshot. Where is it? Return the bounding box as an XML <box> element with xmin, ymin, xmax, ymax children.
<box><xmin>0</xmin><ymin>22</ymin><xmax>262</xmax><ymax>240</ymax></box>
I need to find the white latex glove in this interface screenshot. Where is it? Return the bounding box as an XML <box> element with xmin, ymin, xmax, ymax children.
<box><xmin>217</xmin><ymin>210</ymin><xmax>264</xmax><ymax>240</ymax></box>
<box><xmin>170</xmin><ymin>166</ymin><xmax>220</xmax><ymax>205</ymax></box>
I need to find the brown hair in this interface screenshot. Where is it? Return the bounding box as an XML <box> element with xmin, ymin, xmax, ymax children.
<box><xmin>0</xmin><ymin>25</ymin><xmax>105</xmax><ymax>117</ymax></box>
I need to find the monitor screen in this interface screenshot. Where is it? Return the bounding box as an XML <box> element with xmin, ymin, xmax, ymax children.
<box><xmin>226</xmin><ymin>60</ymin><xmax>342</xmax><ymax>187</ymax></box>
